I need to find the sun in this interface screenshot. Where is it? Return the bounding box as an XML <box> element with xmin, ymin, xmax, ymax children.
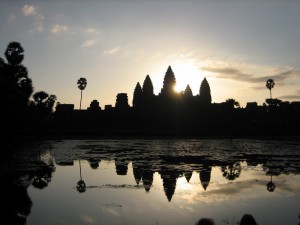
<box><xmin>172</xmin><ymin>61</ymin><xmax>204</xmax><ymax>93</ymax></box>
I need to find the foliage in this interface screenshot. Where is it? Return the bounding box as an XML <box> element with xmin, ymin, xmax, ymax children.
<box><xmin>77</xmin><ymin>77</ymin><xmax>87</xmax><ymax>110</ymax></box>
<box><xmin>5</xmin><ymin>42</ymin><xmax>24</xmax><ymax>65</ymax></box>
<box><xmin>225</xmin><ymin>98</ymin><xmax>240</xmax><ymax>108</ymax></box>
<box><xmin>77</xmin><ymin>77</ymin><xmax>87</xmax><ymax>90</ymax></box>
<box><xmin>266</xmin><ymin>79</ymin><xmax>275</xmax><ymax>99</ymax></box>
<box><xmin>31</xmin><ymin>91</ymin><xmax>57</xmax><ymax>119</ymax></box>
<box><xmin>1</xmin><ymin>42</ymin><xmax>33</xmax><ymax>103</ymax></box>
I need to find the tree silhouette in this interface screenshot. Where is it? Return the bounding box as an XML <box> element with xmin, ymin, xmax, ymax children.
<box><xmin>77</xmin><ymin>77</ymin><xmax>87</xmax><ymax>110</ymax></box>
<box><xmin>199</xmin><ymin>77</ymin><xmax>211</xmax><ymax>105</ymax></box>
<box><xmin>5</xmin><ymin>42</ymin><xmax>24</xmax><ymax>65</ymax></box>
<box><xmin>225</xmin><ymin>98</ymin><xmax>240</xmax><ymax>109</ymax></box>
<box><xmin>2</xmin><ymin>42</ymin><xmax>33</xmax><ymax>102</ymax></box>
<box><xmin>266</xmin><ymin>79</ymin><xmax>275</xmax><ymax>99</ymax></box>
<box><xmin>221</xmin><ymin>162</ymin><xmax>241</xmax><ymax>181</ymax></box>
<box><xmin>31</xmin><ymin>91</ymin><xmax>57</xmax><ymax>119</ymax></box>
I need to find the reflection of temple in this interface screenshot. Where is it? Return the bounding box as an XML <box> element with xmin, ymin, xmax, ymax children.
<box><xmin>199</xmin><ymin>165</ymin><xmax>212</xmax><ymax>191</ymax></box>
<box><xmin>160</xmin><ymin>167</ymin><xmax>180</xmax><ymax>201</ymax></box>
<box><xmin>115</xmin><ymin>158</ymin><xmax>129</xmax><ymax>175</ymax></box>
<box><xmin>54</xmin><ymin>141</ymin><xmax>300</xmax><ymax>201</ymax></box>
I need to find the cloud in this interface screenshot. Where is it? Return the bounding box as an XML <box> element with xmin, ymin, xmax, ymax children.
<box><xmin>21</xmin><ymin>5</ymin><xmax>44</xmax><ymax>32</ymax></box>
<box><xmin>202</xmin><ymin>65</ymin><xmax>300</xmax><ymax>84</ymax></box>
<box><xmin>278</xmin><ymin>95</ymin><xmax>300</xmax><ymax>100</ymax></box>
<box><xmin>22</xmin><ymin>5</ymin><xmax>37</xmax><ymax>16</ymax></box>
<box><xmin>51</xmin><ymin>24</ymin><xmax>68</xmax><ymax>34</ymax></box>
<box><xmin>85</xmin><ymin>28</ymin><xmax>99</xmax><ymax>34</ymax></box>
<box><xmin>103</xmin><ymin>46</ymin><xmax>120</xmax><ymax>55</ymax></box>
<box><xmin>81</xmin><ymin>39</ymin><xmax>96</xmax><ymax>48</ymax></box>
<box><xmin>278</xmin><ymin>90</ymin><xmax>300</xmax><ymax>100</ymax></box>
<box><xmin>34</xmin><ymin>14</ymin><xmax>44</xmax><ymax>32</ymax></box>
<box><xmin>80</xmin><ymin>215</ymin><xmax>94</xmax><ymax>224</ymax></box>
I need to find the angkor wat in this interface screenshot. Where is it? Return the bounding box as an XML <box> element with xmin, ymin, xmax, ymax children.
<box><xmin>1</xmin><ymin>42</ymin><xmax>300</xmax><ymax>138</ymax></box>
<box><xmin>53</xmin><ymin>65</ymin><xmax>300</xmax><ymax>137</ymax></box>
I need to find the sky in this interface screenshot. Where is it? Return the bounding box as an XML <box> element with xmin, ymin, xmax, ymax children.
<box><xmin>1</xmin><ymin>0</ymin><xmax>300</xmax><ymax>109</ymax></box>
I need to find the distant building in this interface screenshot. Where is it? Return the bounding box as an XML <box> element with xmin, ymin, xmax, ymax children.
<box><xmin>55</xmin><ymin>104</ymin><xmax>74</xmax><ymax>113</ymax></box>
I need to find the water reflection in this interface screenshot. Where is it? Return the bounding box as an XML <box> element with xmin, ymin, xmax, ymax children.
<box><xmin>0</xmin><ymin>143</ymin><xmax>55</xmax><ymax>225</ymax></box>
<box><xmin>1</xmin><ymin>139</ymin><xmax>300</xmax><ymax>225</ymax></box>
<box><xmin>76</xmin><ymin>160</ymin><xmax>86</xmax><ymax>193</ymax></box>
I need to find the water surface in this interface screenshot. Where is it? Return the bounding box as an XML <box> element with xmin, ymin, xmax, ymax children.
<box><xmin>2</xmin><ymin>139</ymin><xmax>300</xmax><ymax>225</ymax></box>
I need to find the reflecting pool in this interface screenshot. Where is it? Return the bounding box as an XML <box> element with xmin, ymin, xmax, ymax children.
<box><xmin>1</xmin><ymin>139</ymin><xmax>300</xmax><ymax>225</ymax></box>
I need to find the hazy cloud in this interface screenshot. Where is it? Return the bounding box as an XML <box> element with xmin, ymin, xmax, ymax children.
<box><xmin>22</xmin><ymin>5</ymin><xmax>37</xmax><ymax>16</ymax></box>
<box><xmin>103</xmin><ymin>46</ymin><xmax>120</xmax><ymax>55</ymax></box>
<box><xmin>278</xmin><ymin>90</ymin><xmax>300</xmax><ymax>100</ymax></box>
<box><xmin>81</xmin><ymin>39</ymin><xmax>95</xmax><ymax>48</ymax></box>
<box><xmin>80</xmin><ymin>215</ymin><xmax>94</xmax><ymax>224</ymax></box>
<box><xmin>34</xmin><ymin>14</ymin><xmax>44</xmax><ymax>32</ymax></box>
<box><xmin>202</xmin><ymin>66</ymin><xmax>300</xmax><ymax>83</ymax></box>
<box><xmin>21</xmin><ymin>5</ymin><xmax>44</xmax><ymax>32</ymax></box>
<box><xmin>85</xmin><ymin>28</ymin><xmax>99</xmax><ymax>34</ymax></box>
<box><xmin>51</xmin><ymin>24</ymin><xmax>68</xmax><ymax>34</ymax></box>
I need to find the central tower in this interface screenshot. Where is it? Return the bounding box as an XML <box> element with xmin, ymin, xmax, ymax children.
<box><xmin>159</xmin><ymin>66</ymin><xmax>176</xmax><ymax>97</ymax></box>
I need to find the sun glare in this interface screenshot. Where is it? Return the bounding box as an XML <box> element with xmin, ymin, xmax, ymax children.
<box><xmin>172</xmin><ymin>61</ymin><xmax>204</xmax><ymax>93</ymax></box>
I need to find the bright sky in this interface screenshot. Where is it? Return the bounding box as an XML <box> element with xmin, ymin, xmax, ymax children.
<box><xmin>1</xmin><ymin>0</ymin><xmax>300</xmax><ymax>109</ymax></box>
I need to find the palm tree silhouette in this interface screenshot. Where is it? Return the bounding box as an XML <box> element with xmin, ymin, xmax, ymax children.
<box><xmin>77</xmin><ymin>77</ymin><xmax>87</xmax><ymax>110</ymax></box>
<box><xmin>266</xmin><ymin>79</ymin><xmax>275</xmax><ymax>99</ymax></box>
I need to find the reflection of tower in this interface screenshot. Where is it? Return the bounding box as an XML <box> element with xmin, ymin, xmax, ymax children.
<box><xmin>184</xmin><ymin>171</ymin><xmax>193</xmax><ymax>183</ymax></box>
<box><xmin>199</xmin><ymin>165</ymin><xmax>212</xmax><ymax>191</ymax></box>
<box><xmin>160</xmin><ymin>167</ymin><xmax>179</xmax><ymax>202</ymax></box>
<box><xmin>88</xmin><ymin>158</ymin><xmax>100</xmax><ymax>169</ymax></box>
<box><xmin>115</xmin><ymin>158</ymin><xmax>129</xmax><ymax>175</ymax></box>
<box><xmin>142</xmin><ymin>170</ymin><xmax>154</xmax><ymax>192</ymax></box>
<box><xmin>132</xmin><ymin>162</ymin><xmax>142</xmax><ymax>185</ymax></box>
<box><xmin>266</xmin><ymin>175</ymin><xmax>276</xmax><ymax>192</ymax></box>
<box><xmin>76</xmin><ymin>160</ymin><xmax>86</xmax><ymax>193</ymax></box>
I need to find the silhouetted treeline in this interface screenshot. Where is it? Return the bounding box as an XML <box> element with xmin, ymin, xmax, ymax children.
<box><xmin>0</xmin><ymin>42</ymin><xmax>56</xmax><ymax>141</ymax></box>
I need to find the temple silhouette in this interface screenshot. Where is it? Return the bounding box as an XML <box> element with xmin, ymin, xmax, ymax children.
<box><xmin>52</xmin><ymin>65</ymin><xmax>300</xmax><ymax>137</ymax></box>
<box><xmin>1</xmin><ymin>41</ymin><xmax>300</xmax><ymax>138</ymax></box>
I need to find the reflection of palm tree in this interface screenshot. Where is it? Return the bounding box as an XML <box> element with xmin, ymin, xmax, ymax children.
<box><xmin>77</xmin><ymin>77</ymin><xmax>87</xmax><ymax>110</ymax></box>
<box><xmin>266</xmin><ymin>175</ymin><xmax>276</xmax><ymax>192</ymax></box>
<box><xmin>76</xmin><ymin>160</ymin><xmax>86</xmax><ymax>193</ymax></box>
<box><xmin>221</xmin><ymin>162</ymin><xmax>241</xmax><ymax>181</ymax></box>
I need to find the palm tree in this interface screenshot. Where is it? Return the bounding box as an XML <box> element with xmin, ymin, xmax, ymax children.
<box><xmin>266</xmin><ymin>79</ymin><xmax>275</xmax><ymax>99</ymax></box>
<box><xmin>225</xmin><ymin>98</ymin><xmax>240</xmax><ymax>109</ymax></box>
<box><xmin>77</xmin><ymin>77</ymin><xmax>87</xmax><ymax>110</ymax></box>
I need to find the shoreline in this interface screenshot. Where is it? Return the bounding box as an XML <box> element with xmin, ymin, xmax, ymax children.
<box><xmin>2</xmin><ymin>128</ymin><xmax>300</xmax><ymax>142</ymax></box>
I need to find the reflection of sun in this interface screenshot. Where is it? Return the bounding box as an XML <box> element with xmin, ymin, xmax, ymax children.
<box><xmin>171</xmin><ymin>61</ymin><xmax>205</xmax><ymax>93</ymax></box>
<box><xmin>176</xmin><ymin>176</ymin><xmax>194</xmax><ymax>191</ymax></box>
